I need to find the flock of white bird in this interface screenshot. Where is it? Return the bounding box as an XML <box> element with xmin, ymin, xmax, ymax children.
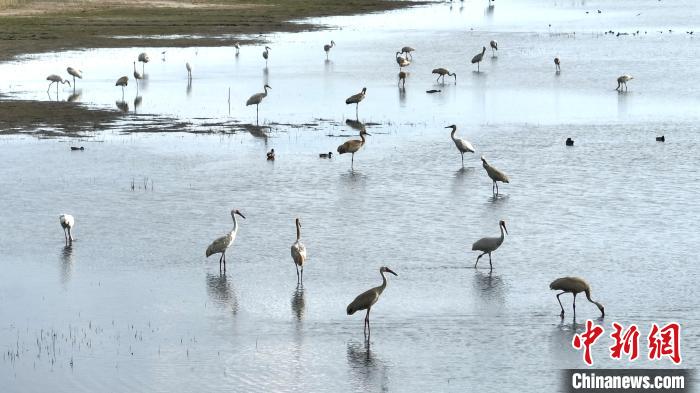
<box><xmin>51</xmin><ymin>38</ymin><xmax>616</xmax><ymax>338</ymax></box>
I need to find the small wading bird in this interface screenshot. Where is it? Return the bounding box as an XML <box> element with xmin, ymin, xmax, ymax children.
<box><xmin>432</xmin><ymin>68</ymin><xmax>456</xmax><ymax>84</ymax></box>
<box><xmin>481</xmin><ymin>156</ymin><xmax>509</xmax><ymax>196</ymax></box>
<box><xmin>400</xmin><ymin>46</ymin><xmax>414</xmax><ymax>59</ymax></box>
<box><xmin>554</xmin><ymin>57</ymin><xmax>561</xmax><ymax>72</ymax></box>
<box><xmin>396</xmin><ymin>52</ymin><xmax>410</xmax><ymax>69</ymax></box>
<box><xmin>186</xmin><ymin>62</ymin><xmax>192</xmax><ymax>79</ymax></box>
<box><xmin>46</xmin><ymin>74</ymin><xmax>70</xmax><ymax>94</ymax></box>
<box><xmin>132</xmin><ymin>62</ymin><xmax>143</xmax><ymax>88</ymax></box>
<box><xmin>137</xmin><ymin>52</ymin><xmax>150</xmax><ymax>74</ymax></box>
<box><xmin>471</xmin><ymin>46</ymin><xmax>487</xmax><ymax>72</ymax></box>
<box><xmin>59</xmin><ymin>214</ymin><xmax>75</xmax><ymax>246</ymax></box>
<box><xmin>115</xmin><ymin>76</ymin><xmax>129</xmax><ymax>98</ymax></box>
<box><xmin>324</xmin><ymin>40</ymin><xmax>335</xmax><ymax>59</ymax></box>
<box><xmin>234</xmin><ymin>42</ymin><xmax>240</xmax><ymax>56</ymax></box>
<box><xmin>616</xmin><ymin>75</ymin><xmax>633</xmax><ymax>91</ymax></box>
<box><xmin>446</xmin><ymin>125</ymin><xmax>475</xmax><ymax>166</ymax></box>
<box><xmin>472</xmin><ymin>220</ymin><xmax>508</xmax><ymax>271</ymax></box>
<box><xmin>206</xmin><ymin>209</ymin><xmax>246</xmax><ymax>273</ymax></box>
<box><xmin>267</xmin><ymin>149</ymin><xmax>275</xmax><ymax>160</ymax></box>
<box><xmin>398</xmin><ymin>71</ymin><xmax>407</xmax><ymax>88</ymax></box>
<box><xmin>337</xmin><ymin>129</ymin><xmax>370</xmax><ymax>168</ymax></box>
<box><xmin>346</xmin><ymin>266</ymin><xmax>398</xmax><ymax>338</ymax></box>
<box><xmin>549</xmin><ymin>277</ymin><xmax>605</xmax><ymax>318</ymax></box>
<box><xmin>66</xmin><ymin>67</ymin><xmax>82</xmax><ymax>87</ymax></box>
<box><xmin>490</xmin><ymin>40</ymin><xmax>498</xmax><ymax>56</ymax></box>
<box><xmin>291</xmin><ymin>218</ymin><xmax>307</xmax><ymax>283</ymax></box>
<box><xmin>345</xmin><ymin>87</ymin><xmax>367</xmax><ymax>118</ymax></box>
<box><xmin>262</xmin><ymin>46</ymin><xmax>271</xmax><ymax>65</ymax></box>
<box><xmin>246</xmin><ymin>84</ymin><xmax>271</xmax><ymax>123</ymax></box>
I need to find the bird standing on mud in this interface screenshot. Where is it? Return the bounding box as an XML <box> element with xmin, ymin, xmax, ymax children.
<box><xmin>337</xmin><ymin>129</ymin><xmax>370</xmax><ymax>168</ymax></box>
<box><xmin>206</xmin><ymin>209</ymin><xmax>246</xmax><ymax>273</ymax></box>
<box><xmin>347</xmin><ymin>266</ymin><xmax>398</xmax><ymax>338</ymax></box>
<box><xmin>472</xmin><ymin>220</ymin><xmax>508</xmax><ymax>271</ymax></box>
<box><xmin>345</xmin><ymin>87</ymin><xmax>367</xmax><ymax>118</ymax></box>
<box><xmin>550</xmin><ymin>277</ymin><xmax>605</xmax><ymax>318</ymax></box>
<box><xmin>481</xmin><ymin>156</ymin><xmax>509</xmax><ymax>196</ymax></box>
<box><xmin>291</xmin><ymin>218</ymin><xmax>307</xmax><ymax>283</ymax></box>
<box><xmin>446</xmin><ymin>125</ymin><xmax>475</xmax><ymax>166</ymax></box>
<box><xmin>59</xmin><ymin>214</ymin><xmax>75</xmax><ymax>246</ymax></box>
<box><xmin>471</xmin><ymin>46</ymin><xmax>487</xmax><ymax>72</ymax></box>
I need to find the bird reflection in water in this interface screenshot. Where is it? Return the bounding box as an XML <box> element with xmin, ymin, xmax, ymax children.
<box><xmin>346</xmin><ymin>340</ymin><xmax>389</xmax><ymax>391</ymax></box>
<box><xmin>134</xmin><ymin>95</ymin><xmax>143</xmax><ymax>112</ymax></box>
<box><xmin>206</xmin><ymin>272</ymin><xmax>238</xmax><ymax>314</ymax></box>
<box><xmin>324</xmin><ymin>59</ymin><xmax>334</xmax><ymax>73</ymax></box>
<box><xmin>263</xmin><ymin>67</ymin><xmax>269</xmax><ymax>86</ymax></box>
<box><xmin>115</xmin><ymin>100</ymin><xmax>129</xmax><ymax>113</ymax></box>
<box><xmin>473</xmin><ymin>270</ymin><xmax>505</xmax><ymax>304</ymax></box>
<box><xmin>68</xmin><ymin>90</ymin><xmax>82</xmax><ymax>103</ymax></box>
<box><xmin>398</xmin><ymin>85</ymin><xmax>406</xmax><ymax>105</ymax></box>
<box><xmin>186</xmin><ymin>77</ymin><xmax>192</xmax><ymax>97</ymax></box>
<box><xmin>60</xmin><ymin>245</ymin><xmax>74</xmax><ymax>284</ymax></box>
<box><xmin>291</xmin><ymin>284</ymin><xmax>305</xmax><ymax>321</ymax></box>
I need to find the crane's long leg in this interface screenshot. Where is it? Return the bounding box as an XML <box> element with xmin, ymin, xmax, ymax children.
<box><xmin>295</xmin><ymin>264</ymin><xmax>300</xmax><ymax>283</ymax></box>
<box><xmin>351</xmin><ymin>153</ymin><xmax>355</xmax><ymax>168</ymax></box>
<box><xmin>300</xmin><ymin>266</ymin><xmax>304</xmax><ymax>283</ymax></box>
<box><xmin>63</xmin><ymin>228</ymin><xmax>68</xmax><ymax>245</ymax></box>
<box><xmin>556</xmin><ymin>292</ymin><xmax>566</xmax><ymax>317</ymax></box>
<box><xmin>68</xmin><ymin>228</ymin><xmax>73</xmax><ymax>245</ymax></box>
<box><xmin>572</xmin><ymin>293</ymin><xmax>578</xmax><ymax>318</ymax></box>
<box><xmin>364</xmin><ymin>308</ymin><xmax>371</xmax><ymax>339</ymax></box>
<box><xmin>355</xmin><ymin>103</ymin><xmax>359</xmax><ymax>119</ymax></box>
<box><xmin>219</xmin><ymin>253</ymin><xmax>223</xmax><ymax>272</ymax></box>
<box><xmin>461</xmin><ymin>152</ymin><xmax>464</xmax><ymax>166</ymax></box>
<box><xmin>474</xmin><ymin>252</ymin><xmax>485</xmax><ymax>268</ymax></box>
<box><xmin>488</xmin><ymin>252</ymin><xmax>492</xmax><ymax>271</ymax></box>
<box><xmin>495</xmin><ymin>182</ymin><xmax>499</xmax><ymax>196</ymax></box>
<box><xmin>223</xmin><ymin>252</ymin><xmax>227</xmax><ymax>273</ymax></box>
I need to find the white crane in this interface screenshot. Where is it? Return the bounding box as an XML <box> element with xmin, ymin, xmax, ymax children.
<box><xmin>137</xmin><ymin>52</ymin><xmax>150</xmax><ymax>74</ymax></box>
<box><xmin>262</xmin><ymin>46</ymin><xmax>271</xmax><ymax>65</ymax></box>
<box><xmin>432</xmin><ymin>68</ymin><xmax>456</xmax><ymax>84</ymax></box>
<box><xmin>345</xmin><ymin>87</ymin><xmax>367</xmax><ymax>118</ymax></box>
<box><xmin>186</xmin><ymin>62</ymin><xmax>192</xmax><ymax>79</ymax></box>
<box><xmin>472</xmin><ymin>220</ymin><xmax>508</xmax><ymax>271</ymax></box>
<box><xmin>400</xmin><ymin>46</ymin><xmax>415</xmax><ymax>59</ymax></box>
<box><xmin>291</xmin><ymin>218</ymin><xmax>307</xmax><ymax>283</ymax></box>
<box><xmin>490</xmin><ymin>40</ymin><xmax>498</xmax><ymax>56</ymax></box>
<box><xmin>346</xmin><ymin>266</ymin><xmax>398</xmax><ymax>338</ymax></box>
<box><xmin>46</xmin><ymin>74</ymin><xmax>70</xmax><ymax>94</ymax></box>
<box><xmin>616</xmin><ymin>75</ymin><xmax>633</xmax><ymax>91</ymax></box>
<box><xmin>324</xmin><ymin>40</ymin><xmax>335</xmax><ymax>59</ymax></box>
<box><xmin>246</xmin><ymin>84</ymin><xmax>271</xmax><ymax>123</ymax></box>
<box><xmin>132</xmin><ymin>62</ymin><xmax>143</xmax><ymax>89</ymax></box>
<box><xmin>337</xmin><ymin>129</ymin><xmax>370</xmax><ymax>168</ymax></box>
<box><xmin>59</xmin><ymin>214</ymin><xmax>75</xmax><ymax>246</ymax></box>
<box><xmin>481</xmin><ymin>156</ymin><xmax>509</xmax><ymax>196</ymax></box>
<box><xmin>446</xmin><ymin>125</ymin><xmax>475</xmax><ymax>166</ymax></box>
<box><xmin>206</xmin><ymin>209</ymin><xmax>246</xmax><ymax>273</ymax></box>
<box><xmin>115</xmin><ymin>76</ymin><xmax>129</xmax><ymax>99</ymax></box>
<box><xmin>66</xmin><ymin>67</ymin><xmax>82</xmax><ymax>87</ymax></box>
<box><xmin>550</xmin><ymin>277</ymin><xmax>605</xmax><ymax>318</ymax></box>
<box><xmin>471</xmin><ymin>46</ymin><xmax>487</xmax><ymax>72</ymax></box>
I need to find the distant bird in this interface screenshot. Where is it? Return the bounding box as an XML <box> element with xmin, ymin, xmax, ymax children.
<box><xmin>656</xmin><ymin>135</ymin><xmax>665</xmax><ymax>142</ymax></box>
<box><xmin>426</xmin><ymin>89</ymin><xmax>441</xmax><ymax>94</ymax></box>
<box><xmin>132</xmin><ymin>62</ymin><xmax>143</xmax><ymax>88</ymax></box>
<box><xmin>115</xmin><ymin>76</ymin><xmax>129</xmax><ymax>98</ymax></box>
<box><xmin>59</xmin><ymin>214</ymin><xmax>75</xmax><ymax>246</ymax></box>
<box><xmin>432</xmin><ymin>68</ymin><xmax>456</xmax><ymax>84</ymax></box>
<box><xmin>549</xmin><ymin>277</ymin><xmax>605</xmax><ymax>318</ymax></box>
<box><xmin>400</xmin><ymin>46</ymin><xmax>415</xmax><ymax>59</ymax></box>
<box><xmin>291</xmin><ymin>218</ymin><xmax>307</xmax><ymax>283</ymax></box>
<box><xmin>554</xmin><ymin>57</ymin><xmax>561</xmax><ymax>72</ymax></box>
<box><xmin>481</xmin><ymin>156</ymin><xmax>510</xmax><ymax>196</ymax></box>
<box><xmin>324</xmin><ymin>40</ymin><xmax>335</xmax><ymax>59</ymax></box>
<box><xmin>319</xmin><ymin>152</ymin><xmax>333</xmax><ymax>158</ymax></box>
<box><xmin>398</xmin><ymin>71</ymin><xmax>407</xmax><ymax>88</ymax></box>
<box><xmin>66</xmin><ymin>67</ymin><xmax>82</xmax><ymax>87</ymax></box>
<box><xmin>490</xmin><ymin>40</ymin><xmax>498</xmax><ymax>56</ymax></box>
<box><xmin>472</xmin><ymin>220</ymin><xmax>508</xmax><ymax>271</ymax></box>
<box><xmin>186</xmin><ymin>62</ymin><xmax>192</xmax><ymax>79</ymax></box>
<box><xmin>395</xmin><ymin>52</ymin><xmax>410</xmax><ymax>69</ymax></box>
<box><xmin>566</xmin><ymin>137</ymin><xmax>574</xmax><ymax>146</ymax></box>
<box><xmin>446</xmin><ymin>125</ymin><xmax>475</xmax><ymax>166</ymax></box>
<box><xmin>337</xmin><ymin>129</ymin><xmax>370</xmax><ymax>168</ymax></box>
<box><xmin>346</xmin><ymin>266</ymin><xmax>398</xmax><ymax>337</ymax></box>
<box><xmin>234</xmin><ymin>42</ymin><xmax>240</xmax><ymax>56</ymax></box>
<box><xmin>471</xmin><ymin>46</ymin><xmax>487</xmax><ymax>71</ymax></box>
<box><xmin>345</xmin><ymin>87</ymin><xmax>367</xmax><ymax>118</ymax></box>
<box><xmin>267</xmin><ymin>148</ymin><xmax>275</xmax><ymax>160</ymax></box>
<box><xmin>206</xmin><ymin>209</ymin><xmax>246</xmax><ymax>273</ymax></box>
<box><xmin>137</xmin><ymin>52</ymin><xmax>150</xmax><ymax>74</ymax></box>
<box><xmin>70</xmin><ymin>146</ymin><xmax>84</xmax><ymax>151</ymax></box>
<box><xmin>616</xmin><ymin>75</ymin><xmax>633</xmax><ymax>91</ymax></box>
<box><xmin>262</xmin><ymin>46</ymin><xmax>271</xmax><ymax>65</ymax></box>
<box><xmin>246</xmin><ymin>84</ymin><xmax>271</xmax><ymax>123</ymax></box>
<box><xmin>46</xmin><ymin>74</ymin><xmax>70</xmax><ymax>94</ymax></box>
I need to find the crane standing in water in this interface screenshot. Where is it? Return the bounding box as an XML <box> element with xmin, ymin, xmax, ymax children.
<box><xmin>46</xmin><ymin>74</ymin><xmax>70</xmax><ymax>94</ymax></box>
<box><xmin>472</xmin><ymin>220</ymin><xmax>508</xmax><ymax>271</ymax></box>
<box><xmin>138</xmin><ymin>52</ymin><xmax>150</xmax><ymax>74</ymax></box>
<box><xmin>324</xmin><ymin>40</ymin><xmax>336</xmax><ymax>59</ymax></box>
<box><xmin>346</xmin><ymin>267</ymin><xmax>398</xmax><ymax>338</ymax></box>
<box><xmin>66</xmin><ymin>67</ymin><xmax>82</xmax><ymax>87</ymax></box>
<box><xmin>246</xmin><ymin>84</ymin><xmax>271</xmax><ymax>123</ymax></box>
<box><xmin>550</xmin><ymin>277</ymin><xmax>605</xmax><ymax>318</ymax></box>
<box><xmin>446</xmin><ymin>125</ymin><xmax>475</xmax><ymax>166</ymax></box>
<box><xmin>262</xmin><ymin>46</ymin><xmax>271</xmax><ymax>65</ymax></box>
<box><xmin>291</xmin><ymin>218</ymin><xmax>307</xmax><ymax>283</ymax></box>
<box><xmin>206</xmin><ymin>209</ymin><xmax>246</xmax><ymax>273</ymax></box>
<box><xmin>59</xmin><ymin>214</ymin><xmax>75</xmax><ymax>246</ymax></box>
<box><xmin>115</xmin><ymin>76</ymin><xmax>129</xmax><ymax>99</ymax></box>
<box><xmin>481</xmin><ymin>156</ymin><xmax>510</xmax><ymax>196</ymax></box>
<box><xmin>616</xmin><ymin>75</ymin><xmax>634</xmax><ymax>91</ymax></box>
<box><xmin>337</xmin><ymin>129</ymin><xmax>370</xmax><ymax>168</ymax></box>
<box><xmin>490</xmin><ymin>40</ymin><xmax>498</xmax><ymax>56</ymax></box>
<box><xmin>471</xmin><ymin>46</ymin><xmax>487</xmax><ymax>72</ymax></box>
<box><xmin>345</xmin><ymin>87</ymin><xmax>367</xmax><ymax>118</ymax></box>
<box><xmin>432</xmin><ymin>68</ymin><xmax>456</xmax><ymax>84</ymax></box>
<box><xmin>132</xmin><ymin>62</ymin><xmax>143</xmax><ymax>89</ymax></box>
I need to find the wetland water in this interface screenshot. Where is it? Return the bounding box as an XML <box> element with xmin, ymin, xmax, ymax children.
<box><xmin>1</xmin><ymin>0</ymin><xmax>699</xmax><ymax>391</ymax></box>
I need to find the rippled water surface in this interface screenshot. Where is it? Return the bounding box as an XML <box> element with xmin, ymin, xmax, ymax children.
<box><xmin>1</xmin><ymin>0</ymin><xmax>699</xmax><ymax>392</ymax></box>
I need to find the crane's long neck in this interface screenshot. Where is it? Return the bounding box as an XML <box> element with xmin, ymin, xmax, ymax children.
<box><xmin>377</xmin><ymin>270</ymin><xmax>388</xmax><ymax>294</ymax></box>
<box><xmin>585</xmin><ymin>289</ymin><xmax>604</xmax><ymax>311</ymax></box>
<box><xmin>296</xmin><ymin>220</ymin><xmax>301</xmax><ymax>241</ymax></box>
<box><xmin>360</xmin><ymin>132</ymin><xmax>366</xmax><ymax>144</ymax></box>
<box><xmin>263</xmin><ymin>86</ymin><xmax>269</xmax><ymax>96</ymax></box>
<box><xmin>498</xmin><ymin>224</ymin><xmax>505</xmax><ymax>244</ymax></box>
<box><xmin>231</xmin><ymin>214</ymin><xmax>239</xmax><ymax>234</ymax></box>
<box><xmin>451</xmin><ymin>128</ymin><xmax>457</xmax><ymax>141</ymax></box>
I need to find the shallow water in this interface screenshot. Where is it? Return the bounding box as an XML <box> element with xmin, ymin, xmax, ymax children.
<box><xmin>1</xmin><ymin>0</ymin><xmax>699</xmax><ymax>392</ymax></box>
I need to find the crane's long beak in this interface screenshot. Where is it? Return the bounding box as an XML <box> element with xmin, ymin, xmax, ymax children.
<box><xmin>237</xmin><ymin>212</ymin><xmax>246</xmax><ymax>219</ymax></box>
<box><xmin>386</xmin><ymin>268</ymin><xmax>398</xmax><ymax>276</ymax></box>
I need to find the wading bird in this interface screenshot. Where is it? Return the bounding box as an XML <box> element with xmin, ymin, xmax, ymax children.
<box><xmin>138</xmin><ymin>52</ymin><xmax>150</xmax><ymax>74</ymax></box>
<box><xmin>66</xmin><ymin>67</ymin><xmax>82</xmax><ymax>87</ymax></box>
<box><xmin>337</xmin><ymin>129</ymin><xmax>370</xmax><ymax>168</ymax></box>
<box><xmin>398</xmin><ymin>71</ymin><xmax>407</xmax><ymax>88</ymax></box>
<box><xmin>400</xmin><ymin>46</ymin><xmax>414</xmax><ymax>59</ymax></box>
<box><xmin>481</xmin><ymin>156</ymin><xmax>509</xmax><ymax>196</ymax></box>
<box><xmin>115</xmin><ymin>76</ymin><xmax>129</xmax><ymax>98</ymax></box>
<box><xmin>262</xmin><ymin>46</ymin><xmax>271</xmax><ymax>65</ymax></box>
<box><xmin>267</xmin><ymin>149</ymin><xmax>275</xmax><ymax>160</ymax></box>
<box><xmin>59</xmin><ymin>214</ymin><xmax>75</xmax><ymax>246</ymax></box>
<box><xmin>346</xmin><ymin>266</ymin><xmax>397</xmax><ymax>338</ymax></box>
<box><xmin>490</xmin><ymin>40</ymin><xmax>498</xmax><ymax>56</ymax></box>
<box><xmin>446</xmin><ymin>125</ymin><xmax>475</xmax><ymax>166</ymax></box>
<box><xmin>246</xmin><ymin>84</ymin><xmax>271</xmax><ymax>123</ymax></box>
<box><xmin>432</xmin><ymin>68</ymin><xmax>456</xmax><ymax>84</ymax></box>
<box><xmin>234</xmin><ymin>42</ymin><xmax>240</xmax><ymax>56</ymax></box>
<box><xmin>549</xmin><ymin>277</ymin><xmax>605</xmax><ymax>318</ymax></box>
<box><xmin>46</xmin><ymin>74</ymin><xmax>70</xmax><ymax>94</ymax></box>
<box><xmin>206</xmin><ymin>209</ymin><xmax>246</xmax><ymax>273</ymax></box>
<box><xmin>324</xmin><ymin>40</ymin><xmax>335</xmax><ymax>59</ymax></box>
<box><xmin>554</xmin><ymin>57</ymin><xmax>561</xmax><ymax>72</ymax></box>
<box><xmin>396</xmin><ymin>52</ymin><xmax>410</xmax><ymax>69</ymax></box>
<box><xmin>345</xmin><ymin>87</ymin><xmax>367</xmax><ymax>118</ymax></box>
<box><xmin>132</xmin><ymin>62</ymin><xmax>143</xmax><ymax>88</ymax></box>
<box><xmin>471</xmin><ymin>46</ymin><xmax>487</xmax><ymax>72</ymax></box>
<box><xmin>472</xmin><ymin>220</ymin><xmax>508</xmax><ymax>271</ymax></box>
<box><xmin>616</xmin><ymin>75</ymin><xmax>633</xmax><ymax>91</ymax></box>
<box><xmin>291</xmin><ymin>218</ymin><xmax>307</xmax><ymax>283</ymax></box>
<box><xmin>186</xmin><ymin>62</ymin><xmax>192</xmax><ymax>79</ymax></box>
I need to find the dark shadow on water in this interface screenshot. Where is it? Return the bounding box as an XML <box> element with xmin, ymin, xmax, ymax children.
<box><xmin>206</xmin><ymin>272</ymin><xmax>238</xmax><ymax>314</ymax></box>
<box><xmin>60</xmin><ymin>245</ymin><xmax>74</xmax><ymax>284</ymax></box>
<box><xmin>291</xmin><ymin>284</ymin><xmax>305</xmax><ymax>321</ymax></box>
<box><xmin>346</xmin><ymin>340</ymin><xmax>389</xmax><ymax>391</ymax></box>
